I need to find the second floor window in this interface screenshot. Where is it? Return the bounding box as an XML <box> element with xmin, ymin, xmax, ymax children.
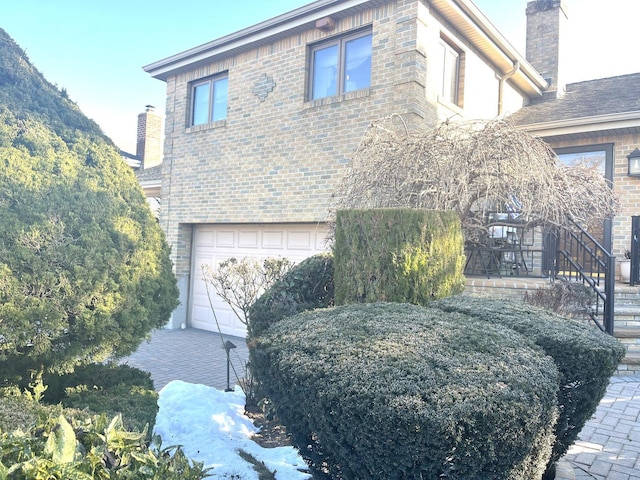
<box><xmin>439</xmin><ymin>39</ymin><xmax>462</xmax><ymax>106</ymax></box>
<box><xmin>310</xmin><ymin>29</ymin><xmax>372</xmax><ymax>100</ymax></box>
<box><xmin>191</xmin><ymin>74</ymin><xmax>228</xmax><ymax>126</ymax></box>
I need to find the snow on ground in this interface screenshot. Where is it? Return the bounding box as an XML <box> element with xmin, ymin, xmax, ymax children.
<box><xmin>153</xmin><ymin>380</ymin><xmax>311</xmax><ymax>480</ymax></box>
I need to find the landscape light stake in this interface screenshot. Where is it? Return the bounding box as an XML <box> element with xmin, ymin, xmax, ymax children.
<box><xmin>224</xmin><ymin>340</ymin><xmax>237</xmax><ymax>392</ymax></box>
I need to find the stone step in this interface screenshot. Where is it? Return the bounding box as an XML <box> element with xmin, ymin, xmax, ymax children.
<box><xmin>617</xmin><ymin>350</ymin><xmax>640</xmax><ymax>376</ymax></box>
<box><xmin>623</xmin><ymin>351</ymin><xmax>640</xmax><ymax>366</ymax></box>
<box><xmin>615</xmin><ymin>326</ymin><xmax>640</xmax><ymax>339</ymax></box>
<box><xmin>614</xmin><ymin>303</ymin><xmax>640</xmax><ymax>327</ymax></box>
<box><xmin>614</xmin><ymin>284</ymin><xmax>640</xmax><ymax>302</ymax></box>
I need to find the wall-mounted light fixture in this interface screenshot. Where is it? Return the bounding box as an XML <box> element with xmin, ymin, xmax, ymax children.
<box><xmin>628</xmin><ymin>148</ymin><xmax>640</xmax><ymax>176</ymax></box>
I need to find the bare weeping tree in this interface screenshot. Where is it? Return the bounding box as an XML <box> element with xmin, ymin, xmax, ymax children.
<box><xmin>332</xmin><ymin>116</ymin><xmax>618</xmax><ymax>242</ymax></box>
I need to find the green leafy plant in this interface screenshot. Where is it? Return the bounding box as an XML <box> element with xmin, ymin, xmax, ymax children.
<box><xmin>333</xmin><ymin>209</ymin><xmax>465</xmax><ymax>306</ymax></box>
<box><xmin>0</xmin><ymin>410</ymin><xmax>213</xmax><ymax>479</ymax></box>
<box><xmin>432</xmin><ymin>296</ymin><xmax>625</xmax><ymax>479</ymax></box>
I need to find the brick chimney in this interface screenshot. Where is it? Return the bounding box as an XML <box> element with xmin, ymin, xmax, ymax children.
<box><xmin>136</xmin><ymin>105</ymin><xmax>162</xmax><ymax>169</ymax></box>
<box><xmin>525</xmin><ymin>0</ymin><xmax>569</xmax><ymax>98</ymax></box>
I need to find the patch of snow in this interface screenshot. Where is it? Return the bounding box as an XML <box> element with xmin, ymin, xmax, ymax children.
<box><xmin>154</xmin><ymin>380</ymin><xmax>311</xmax><ymax>480</ymax></box>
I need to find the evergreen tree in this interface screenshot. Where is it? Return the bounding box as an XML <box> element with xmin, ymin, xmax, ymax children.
<box><xmin>0</xmin><ymin>28</ymin><xmax>179</xmax><ymax>383</ymax></box>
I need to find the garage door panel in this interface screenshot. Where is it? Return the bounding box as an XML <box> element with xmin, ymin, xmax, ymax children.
<box><xmin>194</xmin><ymin>229</ymin><xmax>215</xmax><ymax>247</ymax></box>
<box><xmin>238</xmin><ymin>230</ymin><xmax>260</xmax><ymax>248</ymax></box>
<box><xmin>287</xmin><ymin>230</ymin><xmax>313</xmax><ymax>250</ymax></box>
<box><xmin>190</xmin><ymin>223</ymin><xmax>328</xmax><ymax>337</ymax></box>
<box><xmin>215</xmin><ymin>230</ymin><xmax>236</xmax><ymax>248</ymax></box>
<box><xmin>262</xmin><ymin>230</ymin><xmax>285</xmax><ymax>249</ymax></box>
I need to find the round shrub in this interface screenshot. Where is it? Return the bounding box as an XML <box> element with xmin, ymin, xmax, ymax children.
<box><xmin>42</xmin><ymin>363</ymin><xmax>158</xmax><ymax>435</ymax></box>
<box><xmin>248</xmin><ymin>253</ymin><xmax>334</xmax><ymax>336</ymax></box>
<box><xmin>431</xmin><ymin>296</ymin><xmax>626</xmax><ymax>475</ymax></box>
<box><xmin>252</xmin><ymin>302</ymin><xmax>560</xmax><ymax>480</ymax></box>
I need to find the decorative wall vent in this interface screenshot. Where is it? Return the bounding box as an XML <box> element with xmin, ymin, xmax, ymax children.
<box><xmin>252</xmin><ymin>73</ymin><xmax>276</xmax><ymax>102</ymax></box>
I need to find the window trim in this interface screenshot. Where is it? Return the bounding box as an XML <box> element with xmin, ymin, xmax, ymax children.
<box><xmin>438</xmin><ymin>36</ymin><xmax>464</xmax><ymax>108</ymax></box>
<box><xmin>308</xmin><ymin>27</ymin><xmax>372</xmax><ymax>101</ymax></box>
<box><xmin>189</xmin><ymin>73</ymin><xmax>228</xmax><ymax>127</ymax></box>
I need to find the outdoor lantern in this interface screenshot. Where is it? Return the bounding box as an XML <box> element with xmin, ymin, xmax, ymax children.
<box><xmin>628</xmin><ymin>148</ymin><xmax>640</xmax><ymax>176</ymax></box>
<box><xmin>223</xmin><ymin>340</ymin><xmax>237</xmax><ymax>392</ymax></box>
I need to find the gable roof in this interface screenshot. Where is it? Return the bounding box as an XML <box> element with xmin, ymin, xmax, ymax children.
<box><xmin>509</xmin><ymin>73</ymin><xmax>640</xmax><ymax>140</ymax></box>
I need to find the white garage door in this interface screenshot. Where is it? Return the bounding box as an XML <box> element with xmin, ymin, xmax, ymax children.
<box><xmin>190</xmin><ymin>223</ymin><xmax>329</xmax><ymax>337</ymax></box>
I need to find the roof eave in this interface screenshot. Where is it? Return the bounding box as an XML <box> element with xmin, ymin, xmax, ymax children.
<box><xmin>516</xmin><ymin>111</ymin><xmax>640</xmax><ymax>138</ymax></box>
<box><xmin>144</xmin><ymin>0</ymin><xmax>387</xmax><ymax>81</ymax></box>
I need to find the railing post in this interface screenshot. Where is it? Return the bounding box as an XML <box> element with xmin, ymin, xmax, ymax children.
<box><xmin>605</xmin><ymin>254</ymin><xmax>615</xmax><ymax>335</ymax></box>
<box><xmin>631</xmin><ymin>216</ymin><xmax>640</xmax><ymax>286</ymax></box>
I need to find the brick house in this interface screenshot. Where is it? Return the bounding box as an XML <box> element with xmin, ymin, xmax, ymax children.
<box><xmin>144</xmin><ymin>0</ymin><xmax>639</xmax><ymax>336</ymax></box>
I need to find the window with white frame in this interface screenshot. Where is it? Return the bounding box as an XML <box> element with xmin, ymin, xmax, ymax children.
<box><xmin>309</xmin><ymin>29</ymin><xmax>372</xmax><ymax>101</ymax></box>
<box><xmin>438</xmin><ymin>38</ymin><xmax>463</xmax><ymax>106</ymax></box>
<box><xmin>190</xmin><ymin>74</ymin><xmax>228</xmax><ymax>126</ymax></box>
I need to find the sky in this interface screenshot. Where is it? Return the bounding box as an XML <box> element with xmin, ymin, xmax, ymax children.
<box><xmin>1</xmin><ymin>0</ymin><xmax>639</xmax><ymax>154</ymax></box>
<box><xmin>154</xmin><ymin>380</ymin><xmax>311</xmax><ymax>479</ymax></box>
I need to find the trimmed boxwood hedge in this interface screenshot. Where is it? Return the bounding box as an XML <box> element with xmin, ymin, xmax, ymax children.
<box><xmin>248</xmin><ymin>253</ymin><xmax>334</xmax><ymax>337</ymax></box>
<box><xmin>252</xmin><ymin>302</ymin><xmax>560</xmax><ymax>480</ymax></box>
<box><xmin>431</xmin><ymin>296</ymin><xmax>626</xmax><ymax>473</ymax></box>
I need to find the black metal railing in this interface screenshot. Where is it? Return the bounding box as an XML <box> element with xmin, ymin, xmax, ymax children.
<box><xmin>554</xmin><ymin>218</ymin><xmax>615</xmax><ymax>335</ymax></box>
<box><xmin>631</xmin><ymin>216</ymin><xmax>640</xmax><ymax>286</ymax></box>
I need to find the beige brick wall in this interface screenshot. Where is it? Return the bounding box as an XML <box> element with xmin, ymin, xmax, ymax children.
<box><xmin>157</xmin><ymin>0</ymin><xmax>530</xmax><ymax>280</ymax></box>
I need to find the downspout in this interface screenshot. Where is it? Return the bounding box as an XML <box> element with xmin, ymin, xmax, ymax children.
<box><xmin>498</xmin><ymin>61</ymin><xmax>520</xmax><ymax>116</ymax></box>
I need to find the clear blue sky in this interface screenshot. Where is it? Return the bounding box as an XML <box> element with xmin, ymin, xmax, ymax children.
<box><xmin>1</xmin><ymin>0</ymin><xmax>638</xmax><ymax>153</ymax></box>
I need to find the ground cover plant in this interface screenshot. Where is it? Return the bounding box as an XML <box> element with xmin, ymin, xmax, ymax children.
<box><xmin>0</xmin><ymin>397</ymin><xmax>211</xmax><ymax>479</ymax></box>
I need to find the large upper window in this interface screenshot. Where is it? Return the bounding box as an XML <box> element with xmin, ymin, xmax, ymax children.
<box><xmin>438</xmin><ymin>38</ymin><xmax>462</xmax><ymax>106</ymax></box>
<box><xmin>555</xmin><ymin>144</ymin><xmax>614</xmax><ymax>251</ymax></box>
<box><xmin>190</xmin><ymin>74</ymin><xmax>228</xmax><ymax>126</ymax></box>
<box><xmin>310</xmin><ymin>29</ymin><xmax>372</xmax><ymax>101</ymax></box>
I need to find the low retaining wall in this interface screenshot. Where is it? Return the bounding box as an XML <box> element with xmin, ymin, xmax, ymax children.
<box><xmin>464</xmin><ymin>277</ymin><xmax>552</xmax><ymax>301</ymax></box>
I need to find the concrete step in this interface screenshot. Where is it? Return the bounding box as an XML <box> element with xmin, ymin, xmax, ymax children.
<box><xmin>623</xmin><ymin>352</ymin><xmax>640</xmax><ymax>365</ymax></box>
<box><xmin>614</xmin><ymin>303</ymin><xmax>640</xmax><ymax>327</ymax></box>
